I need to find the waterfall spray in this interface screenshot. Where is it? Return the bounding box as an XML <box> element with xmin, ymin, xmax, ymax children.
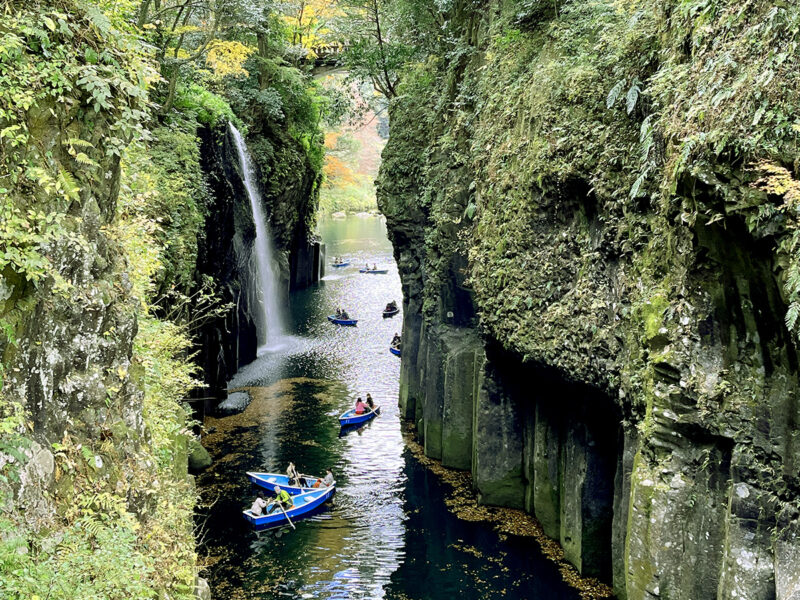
<box><xmin>229</xmin><ymin>123</ymin><xmax>285</xmax><ymax>350</ymax></box>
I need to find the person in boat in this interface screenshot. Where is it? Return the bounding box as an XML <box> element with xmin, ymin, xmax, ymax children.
<box><xmin>372</xmin><ymin>263</ymin><xmax>377</xmax><ymax>270</ymax></box>
<box><xmin>355</xmin><ymin>397</ymin><xmax>367</xmax><ymax>414</ymax></box>
<box><xmin>267</xmin><ymin>485</ymin><xmax>292</xmax><ymax>514</ymax></box>
<box><xmin>365</xmin><ymin>393</ymin><xmax>374</xmax><ymax>411</ymax></box>
<box><xmin>250</xmin><ymin>491</ymin><xmax>269</xmax><ymax>516</ymax></box>
<box><xmin>322</xmin><ymin>469</ymin><xmax>334</xmax><ymax>487</ymax></box>
<box><xmin>391</xmin><ymin>333</ymin><xmax>401</xmax><ymax>348</ymax></box>
<box><xmin>340</xmin><ymin>309</ymin><xmax>350</xmax><ymax>320</ymax></box>
<box><xmin>287</xmin><ymin>462</ymin><xmax>300</xmax><ymax>487</ymax></box>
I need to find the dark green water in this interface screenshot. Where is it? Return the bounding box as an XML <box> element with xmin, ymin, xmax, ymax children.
<box><xmin>197</xmin><ymin>215</ymin><xmax>578</xmax><ymax>600</ymax></box>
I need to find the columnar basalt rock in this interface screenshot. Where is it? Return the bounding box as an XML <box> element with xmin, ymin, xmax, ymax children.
<box><xmin>377</xmin><ymin>1</ymin><xmax>800</xmax><ymax>597</ymax></box>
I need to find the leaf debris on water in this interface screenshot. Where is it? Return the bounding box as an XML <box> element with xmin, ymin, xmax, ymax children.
<box><xmin>403</xmin><ymin>425</ymin><xmax>614</xmax><ymax>600</ymax></box>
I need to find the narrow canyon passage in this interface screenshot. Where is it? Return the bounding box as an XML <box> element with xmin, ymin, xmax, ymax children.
<box><xmin>197</xmin><ymin>216</ymin><xmax>579</xmax><ymax>599</ymax></box>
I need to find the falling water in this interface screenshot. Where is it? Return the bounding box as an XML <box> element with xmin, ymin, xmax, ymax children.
<box><xmin>229</xmin><ymin>123</ymin><xmax>285</xmax><ymax>350</ymax></box>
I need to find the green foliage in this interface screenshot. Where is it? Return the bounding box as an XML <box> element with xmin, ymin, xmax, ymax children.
<box><xmin>119</xmin><ymin>123</ymin><xmax>209</xmax><ymax>296</ymax></box>
<box><xmin>174</xmin><ymin>83</ymin><xmax>238</xmax><ymax>128</ymax></box>
<box><xmin>1</xmin><ymin>3</ymin><xmax>201</xmax><ymax>598</ymax></box>
<box><xmin>0</xmin><ymin>0</ymin><xmax>153</xmax><ymax>355</ymax></box>
<box><xmin>319</xmin><ymin>174</ymin><xmax>377</xmax><ymax>213</ymax></box>
<box><xmin>0</xmin><ymin>511</ymin><xmax>158</xmax><ymax>600</ymax></box>
<box><xmin>379</xmin><ymin>0</ymin><xmax>800</xmax><ymax>382</ymax></box>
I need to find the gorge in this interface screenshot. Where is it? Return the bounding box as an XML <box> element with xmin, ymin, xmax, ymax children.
<box><xmin>2</xmin><ymin>0</ymin><xmax>800</xmax><ymax>599</ymax></box>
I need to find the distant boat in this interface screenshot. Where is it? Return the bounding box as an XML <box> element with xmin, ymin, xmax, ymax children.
<box><xmin>383</xmin><ymin>307</ymin><xmax>400</xmax><ymax>317</ymax></box>
<box><xmin>247</xmin><ymin>472</ymin><xmax>334</xmax><ymax>495</ymax></box>
<box><xmin>390</xmin><ymin>346</ymin><xmax>401</xmax><ymax>357</ymax></box>
<box><xmin>359</xmin><ymin>269</ymin><xmax>388</xmax><ymax>274</ymax></box>
<box><xmin>328</xmin><ymin>315</ymin><xmax>357</xmax><ymax>326</ymax></box>
<box><xmin>242</xmin><ymin>486</ymin><xmax>335</xmax><ymax>530</ymax></box>
<box><xmin>339</xmin><ymin>406</ymin><xmax>380</xmax><ymax>427</ymax></box>
<box><xmin>331</xmin><ymin>261</ymin><xmax>349</xmax><ymax>268</ymax></box>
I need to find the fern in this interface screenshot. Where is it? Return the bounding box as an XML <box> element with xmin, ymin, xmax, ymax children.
<box><xmin>786</xmin><ymin>301</ymin><xmax>800</xmax><ymax>331</ymax></box>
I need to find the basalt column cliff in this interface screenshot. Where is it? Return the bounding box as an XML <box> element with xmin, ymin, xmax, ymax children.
<box><xmin>377</xmin><ymin>2</ymin><xmax>800</xmax><ymax>598</ymax></box>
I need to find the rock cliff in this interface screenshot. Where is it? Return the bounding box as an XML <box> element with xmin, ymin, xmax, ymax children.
<box><xmin>378</xmin><ymin>1</ymin><xmax>800</xmax><ymax>598</ymax></box>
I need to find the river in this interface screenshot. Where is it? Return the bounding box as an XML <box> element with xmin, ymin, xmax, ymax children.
<box><xmin>197</xmin><ymin>215</ymin><xmax>579</xmax><ymax>600</ymax></box>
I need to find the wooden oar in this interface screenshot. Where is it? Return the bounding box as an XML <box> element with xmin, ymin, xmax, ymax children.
<box><xmin>276</xmin><ymin>500</ymin><xmax>295</xmax><ymax>530</ymax></box>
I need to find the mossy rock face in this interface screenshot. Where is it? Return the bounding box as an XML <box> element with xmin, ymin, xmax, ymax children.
<box><xmin>441</xmin><ymin>328</ymin><xmax>483</xmax><ymax>470</ymax></box>
<box><xmin>379</xmin><ymin>0</ymin><xmax>800</xmax><ymax>593</ymax></box>
<box><xmin>472</xmin><ymin>363</ymin><xmax>525</xmax><ymax>509</ymax></box>
<box><xmin>188</xmin><ymin>440</ymin><xmax>212</xmax><ymax>473</ymax></box>
<box><xmin>531</xmin><ymin>401</ymin><xmax>561</xmax><ymax>539</ymax></box>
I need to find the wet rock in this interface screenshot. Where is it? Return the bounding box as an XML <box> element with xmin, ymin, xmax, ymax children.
<box><xmin>776</xmin><ymin>520</ymin><xmax>800</xmax><ymax>600</ymax></box>
<box><xmin>472</xmin><ymin>361</ymin><xmax>525</xmax><ymax>509</ymax></box>
<box><xmin>0</xmin><ymin>442</ymin><xmax>56</xmax><ymax>528</ymax></box>
<box><xmin>188</xmin><ymin>439</ymin><xmax>212</xmax><ymax>473</ymax></box>
<box><xmin>195</xmin><ymin>576</ymin><xmax>211</xmax><ymax>600</ymax></box>
<box><xmin>217</xmin><ymin>391</ymin><xmax>251</xmax><ymax>415</ymax></box>
<box><xmin>441</xmin><ymin>328</ymin><xmax>483</xmax><ymax>470</ymax></box>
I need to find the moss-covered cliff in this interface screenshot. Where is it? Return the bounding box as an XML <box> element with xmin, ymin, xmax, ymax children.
<box><xmin>378</xmin><ymin>1</ymin><xmax>800</xmax><ymax>598</ymax></box>
<box><xmin>0</xmin><ymin>3</ymin><xmax>201</xmax><ymax>596</ymax></box>
<box><xmin>0</xmin><ymin>1</ymin><xmax>323</xmax><ymax>597</ymax></box>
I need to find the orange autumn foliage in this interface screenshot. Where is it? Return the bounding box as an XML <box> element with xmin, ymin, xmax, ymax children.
<box><xmin>324</xmin><ymin>155</ymin><xmax>357</xmax><ymax>186</ymax></box>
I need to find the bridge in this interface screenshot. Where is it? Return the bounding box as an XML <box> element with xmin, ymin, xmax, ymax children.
<box><xmin>310</xmin><ymin>43</ymin><xmax>348</xmax><ymax>67</ymax></box>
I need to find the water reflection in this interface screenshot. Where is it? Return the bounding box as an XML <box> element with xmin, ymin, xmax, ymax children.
<box><xmin>197</xmin><ymin>216</ymin><xmax>578</xmax><ymax>600</ymax></box>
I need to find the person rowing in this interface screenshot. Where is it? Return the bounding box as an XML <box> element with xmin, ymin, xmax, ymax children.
<box><xmin>366</xmin><ymin>393</ymin><xmax>375</xmax><ymax>411</ymax></box>
<box><xmin>267</xmin><ymin>485</ymin><xmax>292</xmax><ymax>514</ymax></box>
<box><xmin>340</xmin><ymin>309</ymin><xmax>350</xmax><ymax>320</ymax></box>
<box><xmin>391</xmin><ymin>333</ymin><xmax>401</xmax><ymax>348</ymax></box>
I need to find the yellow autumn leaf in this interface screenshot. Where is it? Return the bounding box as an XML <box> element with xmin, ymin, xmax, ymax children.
<box><xmin>205</xmin><ymin>41</ymin><xmax>254</xmax><ymax>79</ymax></box>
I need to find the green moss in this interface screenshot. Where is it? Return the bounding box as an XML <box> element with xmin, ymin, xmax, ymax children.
<box><xmin>639</xmin><ymin>293</ymin><xmax>670</xmax><ymax>343</ymax></box>
<box><xmin>624</xmin><ymin>452</ymin><xmax>658</xmax><ymax>600</ymax></box>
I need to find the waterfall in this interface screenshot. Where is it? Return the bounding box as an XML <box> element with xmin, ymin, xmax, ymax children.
<box><xmin>229</xmin><ymin>123</ymin><xmax>285</xmax><ymax>350</ymax></box>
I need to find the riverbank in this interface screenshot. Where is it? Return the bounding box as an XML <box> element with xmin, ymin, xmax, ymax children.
<box><xmin>402</xmin><ymin>425</ymin><xmax>614</xmax><ymax>600</ymax></box>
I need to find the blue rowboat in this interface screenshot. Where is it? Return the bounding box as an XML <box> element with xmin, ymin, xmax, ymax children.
<box><xmin>383</xmin><ymin>307</ymin><xmax>399</xmax><ymax>317</ymax></box>
<box><xmin>328</xmin><ymin>315</ymin><xmax>358</xmax><ymax>326</ymax></box>
<box><xmin>390</xmin><ymin>346</ymin><xmax>401</xmax><ymax>357</ymax></box>
<box><xmin>331</xmin><ymin>262</ymin><xmax>349</xmax><ymax>267</ymax></box>
<box><xmin>242</xmin><ymin>486</ymin><xmax>335</xmax><ymax>531</ymax></box>
<box><xmin>247</xmin><ymin>472</ymin><xmax>334</xmax><ymax>495</ymax></box>
<box><xmin>339</xmin><ymin>405</ymin><xmax>380</xmax><ymax>426</ymax></box>
<box><xmin>359</xmin><ymin>269</ymin><xmax>388</xmax><ymax>274</ymax></box>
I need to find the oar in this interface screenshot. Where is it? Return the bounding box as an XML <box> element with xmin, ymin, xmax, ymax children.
<box><xmin>276</xmin><ymin>500</ymin><xmax>296</xmax><ymax>530</ymax></box>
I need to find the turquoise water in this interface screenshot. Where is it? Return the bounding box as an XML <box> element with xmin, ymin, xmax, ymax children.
<box><xmin>197</xmin><ymin>215</ymin><xmax>578</xmax><ymax>600</ymax></box>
